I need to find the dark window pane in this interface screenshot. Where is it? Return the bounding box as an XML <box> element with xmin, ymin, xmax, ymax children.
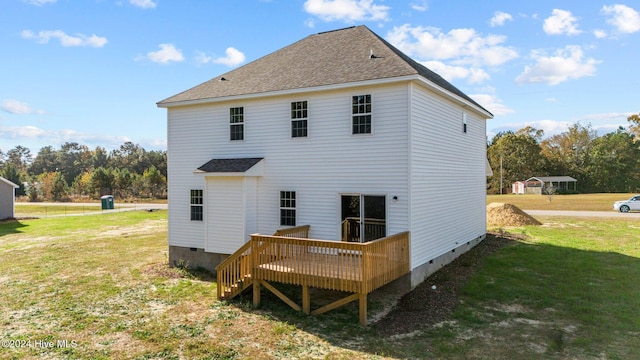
<box><xmin>191</xmin><ymin>206</ymin><xmax>203</xmax><ymax>221</ymax></box>
<box><xmin>280</xmin><ymin>209</ymin><xmax>296</xmax><ymax>226</ymax></box>
<box><xmin>230</xmin><ymin>124</ymin><xmax>244</xmax><ymax>140</ymax></box>
<box><xmin>291</xmin><ymin>120</ymin><xmax>307</xmax><ymax>138</ymax></box>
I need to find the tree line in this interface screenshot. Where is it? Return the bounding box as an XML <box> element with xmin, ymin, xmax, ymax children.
<box><xmin>487</xmin><ymin>113</ymin><xmax>640</xmax><ymax>194</ymax></box>
<box><xmin>0</xmin><ymin>142</ymin><xmax>166</xmax><ymax>201</ymax></box>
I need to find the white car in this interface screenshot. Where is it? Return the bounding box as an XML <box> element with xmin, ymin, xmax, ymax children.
<box><xmin>613</xmin><ymin>195</ymin><xmax>640</xmax><ymax>213</ymax></box>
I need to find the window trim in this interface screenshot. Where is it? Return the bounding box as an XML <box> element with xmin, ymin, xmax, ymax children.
<box><xmin>462</xmin><ymin>112</ymin><xmax>468</xmax><ymax>134</ymax></box>
<box><xmin>291</xmin><ymin>101</ymin><xmax>308</xmax><ymax>138</ymax></box>
<box><xmin>279</xmin><ymin>191</ymin><xmax>296</xmax><ymax>226</ymax></box>
<box><xmin>351</xmin><ymin>94</ymin><xmax>372</xmax><ymax>135</ymax></box>
<box><xmin>230</xmin><ymin>107</ymin><xmax>244</xmax><ymax>141</ymax></box>
<box><xmin>190</xmin><ymin>189</ymin><xmax>203</xmax><ymax>221</ymax></box>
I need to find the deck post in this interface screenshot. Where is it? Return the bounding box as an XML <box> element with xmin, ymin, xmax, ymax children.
<box><xmin>302</xmin><ymin>285</ymin><xmax>310</xmax><ymax>315</ymax></box>
<box><xmin>252</xmin><ymin>236</ymin><xmax>260</xmax><ymax>308</ymax></box>
<box><xmin>359</xmin><ymin>293</ymin><xmax>367</xmax><ymax>326</ymax></box>
<box><xmin>253</xmin><ymin>279</ymin><xmax>261</xmax><ymax>308</ymax></box>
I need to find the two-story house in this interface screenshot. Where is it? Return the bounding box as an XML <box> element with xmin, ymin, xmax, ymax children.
<box><xmin>157</xmin><ymin>25</ymin><xmax>492</xmax><ymax>293</ymax></box>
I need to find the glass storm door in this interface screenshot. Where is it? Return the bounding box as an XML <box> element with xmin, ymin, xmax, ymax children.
<box><xmin>341</xmin><ymin>195</ymin><xmax>386</xmax><ymax>243</ymax></box>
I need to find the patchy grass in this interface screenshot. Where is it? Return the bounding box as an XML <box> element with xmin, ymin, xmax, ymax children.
<box><xmin>1</xmin><ymin>212</ymin><xmax>639</xmax><ymax>359</ymax></box>
<box><xmin>487</xmin><ymin>193</ymin><xmax>636</xmax><ymax>211</ymax></box>
<box><xmin>14</xmin><ymin>203</ymin><xmax>104</xmax><ymax>217</ymax></box>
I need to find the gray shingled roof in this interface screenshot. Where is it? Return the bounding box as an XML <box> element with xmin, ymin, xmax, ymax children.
<box><xmin>196</xmin><ymin>158</ymin><xmax>263</xmax><ymax>173</ymax></box>
<box><xmin>158</xmin><ymin>25</ymin><xmax>491</xmax><ymax>116</ymax></box>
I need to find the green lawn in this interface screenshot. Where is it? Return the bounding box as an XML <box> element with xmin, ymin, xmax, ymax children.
<box><xmin>487</xmin><ymin>193</ymin><xmax>636</xmax><ymax>211</ymax></box>
<box><xmin>14</xmin><ymin>203</ymin><xmax>104</xmax><ymax>217</ymax></box>
<box><xmin>1</xmin><ymin>211</ymin><xmax>639</xmax><ymax>359</ymax></box>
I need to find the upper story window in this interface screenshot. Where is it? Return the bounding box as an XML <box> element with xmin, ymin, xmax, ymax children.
<box><xmin>190</xmin><ymin>189</ymin><xmax>203</xmax><ymax>221</ymax></box>
<box><xmin>291</xmin><ymin>101</ymin><xmax>308</xmax><ymax>138</ymax></box>
<box><xmin>230</xmin><ymin>107</ymin><xmax>244</xmax><ymax>141</ymax></box>
<box><xmin>463</xmin><ymin>112</ymin><xmax>468</xmax><ymax>133</ymax></box>
<box><xmin>352</xmin><ymin>95</ymin><xmax>372</xmax><ymax>134</ymax></box>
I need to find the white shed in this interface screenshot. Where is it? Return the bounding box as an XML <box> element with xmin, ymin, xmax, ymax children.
<box><xmin>0</xmin><ymin>176</ymin><xmax>19</xmax><ymax>220</ymax></box>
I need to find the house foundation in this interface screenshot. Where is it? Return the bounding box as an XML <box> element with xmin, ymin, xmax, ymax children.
<box><xmin>168</xmin><ymin>246</ymin><xmax>228</xmax><ymax>274</ymax></box>
<box><xmin>409</xmin><ymin>234</ymin><xmax>486</xmax><ymax>289</ymax></box>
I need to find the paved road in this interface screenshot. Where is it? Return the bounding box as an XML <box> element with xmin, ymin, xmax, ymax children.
<box><xmin>525</xmin><ymin>210</ymin><xmax>640</xmax><ymax>219</ymax></box>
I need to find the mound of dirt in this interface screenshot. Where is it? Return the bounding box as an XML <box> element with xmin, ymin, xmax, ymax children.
<box><xmin>487</xmin><ymin>202</ymin><xmax>542</xmax><ymax>227</ymax></box>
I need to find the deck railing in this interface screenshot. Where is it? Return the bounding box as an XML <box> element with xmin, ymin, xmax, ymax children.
<box><xmin>251</xmin><ymin>231</ymin><xmax>409</xmax><ymax>294</ymax></box>
<box><xmin>216</xmin><ymin>228</ymin><xmax>410</xmax><ymax>325</ymax></box>
<box><xmin>341</xmin><ymin>218</ymin><xmax>387</xmax><ymax>242</ymax></box>
<box><xmin>273</xmin><ymin>224</ymin><xmax>310</xmax><ymax>238</ymax></box>
<box><xmin>216</xmin><ymin>225</ymin><xmax>311</xmax><ymax>300</ymax></box>
<box><xmin>216</xmin><ymin>240</ymin><xmax>253</xmax><ymax>300</ymax></box>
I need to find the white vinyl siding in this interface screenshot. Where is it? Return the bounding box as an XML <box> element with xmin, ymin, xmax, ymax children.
<box><xmin>167</xmin><ymin>84</ymin><xmax>410</xmax><ymax>251</ymax></box>
<box><xmin>0</xmin><ymin>179</ymin><xmax>16</xmax><ymax>220</ymax></box>
<box><xmin>409</xmin><ymin>83</ymin><xmax>487</xmax><ymax>270</ymax></box>
<box><xmin>206</xmin><ymin>177</ymin><xmax>244</xmax><ymax>254</ymax></box>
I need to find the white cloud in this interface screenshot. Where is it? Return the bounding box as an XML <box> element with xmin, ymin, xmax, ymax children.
<box><xmin>410</xmin><ymin>1</ymin><xmax>428</xmax><ymax>12</ymax></box>
<box><xmin>0</xmin><ymin>125</ymin><xmax>132</xmax><ymax>148</ymax></box>
<box><xmin>23</xmin><ymin>0</ymin><xmax>56</xmax><ymax>5</ymax></box>
<box><xmin>469</xmin><ymin>93</ymin><xmax>514</xmax><ymax>116</ymax></box>
<box><xmin>212</xmin><ymin>47</ymin><xmax>246</xmax><ymax>67</ymax></box>
<box><xmin>602</xmin><ymin>4</ymin><xmax>640</xmax><ymax>34</ymax></box>
<box><xmin>593</xmin><ymin>29</ymin><xmax>608</xmax><ymax>38</ymax></box>
<box><xmin>543</xmin><ymin>9</ymin><xmax>582</xmax><ymax>36</ymax></box>
<box><xmin>129</xmin><ymin>0</ymin><xmax>156</xmax><ymax>9</ymax></box>
<box><xmin>143</xmin><ymin>43</ymin><xmax>184</xmax><ymax>64</ymax></box>
<box><xmin>490</xmin><ymin>11</ymin><xmax>513</xmax><ymax>27</ymax></box>
<box><xmin>386</xmin><ymin>25</ymin><xmax>518</xmax><ymax>67</ymax></box>
<box><xmin>422</xmin><ymin>61</ymin><xmax>489</xmax><ymax>84</ymax></box>
<box><xmin>303</xmin><ymin>0</ymin><xmax>390</xmax><ymax>22</ymax></box>
<box><xmin>516</xmin><ymin>46</ymin><xmax>599</xmax><ymax>86</ymax></box>
<box><xmin>194</xmin><ymin>51</ymin><xmax>212</xmax><ymax>65</ymax></box>
<box><xmin>195</xmin><ymin>47</ymin><xmax>246</xmax><ymax>67</ymax></box>
<box><xmin>386</xmin><ymin>25</ymin><xmax>517</xmax><ymax>84</ymax></box>
<box><xmin>22</xmin><ymin>30</ymin><xmax>107</xmax><ymax>48</ymax></box>
<box><xmin>1</xmin><ymin>99</ymin><xmax>45</xmax><ymax>115</ymax></box>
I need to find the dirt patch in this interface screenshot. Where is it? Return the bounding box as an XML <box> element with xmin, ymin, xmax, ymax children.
<box><xmin>374</xmin><ymin>233</ymin><xmax>517</xmax><ymax>337</ymax></box>
<box><xmin>487</xmin><ymin>202</ymin><xmax>542</xmax><ymax>227</ymax></box>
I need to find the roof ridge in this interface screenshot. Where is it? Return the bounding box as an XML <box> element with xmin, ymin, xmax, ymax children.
<box><xmin>317</xmin><ymin>25</ymin><xmax>357</xmax><ymax>35</ymax></box>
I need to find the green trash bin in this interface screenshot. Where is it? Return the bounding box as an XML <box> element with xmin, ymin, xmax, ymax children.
<box><xmin>101</xmin><ymin>195</ymin><xmax>114</xmax><ymax>210</ymax></box>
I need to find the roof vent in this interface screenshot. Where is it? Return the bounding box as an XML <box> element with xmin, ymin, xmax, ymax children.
<box><xmin>219</xmin><ymin>77</ymin><xmax>228</xmax><ymax>81</ymax></box>
<box><xmin>369</xmin><ymin>49</ymin><xmax>379</xmax><ymax>59</ymax></box>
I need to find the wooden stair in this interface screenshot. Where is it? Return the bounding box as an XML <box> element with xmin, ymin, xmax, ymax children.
<box><xmin>216</xmin><ymin>225</ymin><xmax>311</xmax><ymax>301</ymax></box>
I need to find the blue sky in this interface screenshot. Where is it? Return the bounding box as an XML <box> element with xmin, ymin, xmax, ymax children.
<box><xmin>1</xmin><ymin>0</ymin><xmax>639</xmax><ymax>153</ymax></box>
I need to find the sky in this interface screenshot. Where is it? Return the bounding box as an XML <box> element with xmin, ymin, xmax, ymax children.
<box><xmin>1</xmin><ymin>0</ymin><xmax>639</xmax><ymax>154</ymax></box>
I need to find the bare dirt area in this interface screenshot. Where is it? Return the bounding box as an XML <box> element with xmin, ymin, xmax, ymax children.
<box><xmin>375</xmin><ymin>204</ymin><xmax>538</xmax><ymax>337</ymax></box>
<box><xmin>374</xmin><ymin>232</ymin><xmax>518</xmax><ymax>337</ymax></box>
<box><xmin>486</xmin><ymin>202</ymin><xmax>542</xmax><ymax>227</ymax></box>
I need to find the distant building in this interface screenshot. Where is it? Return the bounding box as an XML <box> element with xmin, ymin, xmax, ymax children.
<box><xmin>512</xmin><ymin>176</ymin><xmax>577</xmax><ymax>195</ymax></box>
<box><xmin>0</xmin><ymin>176</ymin><xmax>19</xmax><ymax>220</ymax></box>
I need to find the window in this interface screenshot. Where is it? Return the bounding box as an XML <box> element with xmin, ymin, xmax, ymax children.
<box><xmin>230</xmin><ymin>107</ymin><xmax>244</xmax><ymax>141</ymax></box>
<box><xmin>280</xmin><ymin>191</ymin><xmax>296</xmax><ymax>226</ymax></box>
<box><xmin>352</xmin><ymin>95</ymin><xmax>372</xmax><ymax>134</ymax></box>
<box><xmin>291</xmin><ymin>101</ymin><xmax>308</xmax><ymax>138</ymax></box>
<box><xmin>462</xmin><ymin>112</ymin><xmax>468</xmax><ymax>133</ymax></box>
<box><xmin>190</xmin><ymin>189</ymin><xmax>203</xmax><ymax>221</ymax></box>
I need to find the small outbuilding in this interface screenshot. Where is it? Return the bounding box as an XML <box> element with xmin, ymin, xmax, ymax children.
<box><xmin>0</xmin><ymin>176</ymin><xmax>20</xmax><ymax>220</ymax></box>
<box><xmin>512</xmin><ymin>176</ymin><xmax>577</xmax><ymax>195</ymax></box>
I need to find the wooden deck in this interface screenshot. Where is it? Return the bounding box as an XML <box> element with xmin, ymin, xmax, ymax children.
<box><xmin>216</xmin><ymin>226</ymin><xmax>410</xmax><ymax>325</ymax></box>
